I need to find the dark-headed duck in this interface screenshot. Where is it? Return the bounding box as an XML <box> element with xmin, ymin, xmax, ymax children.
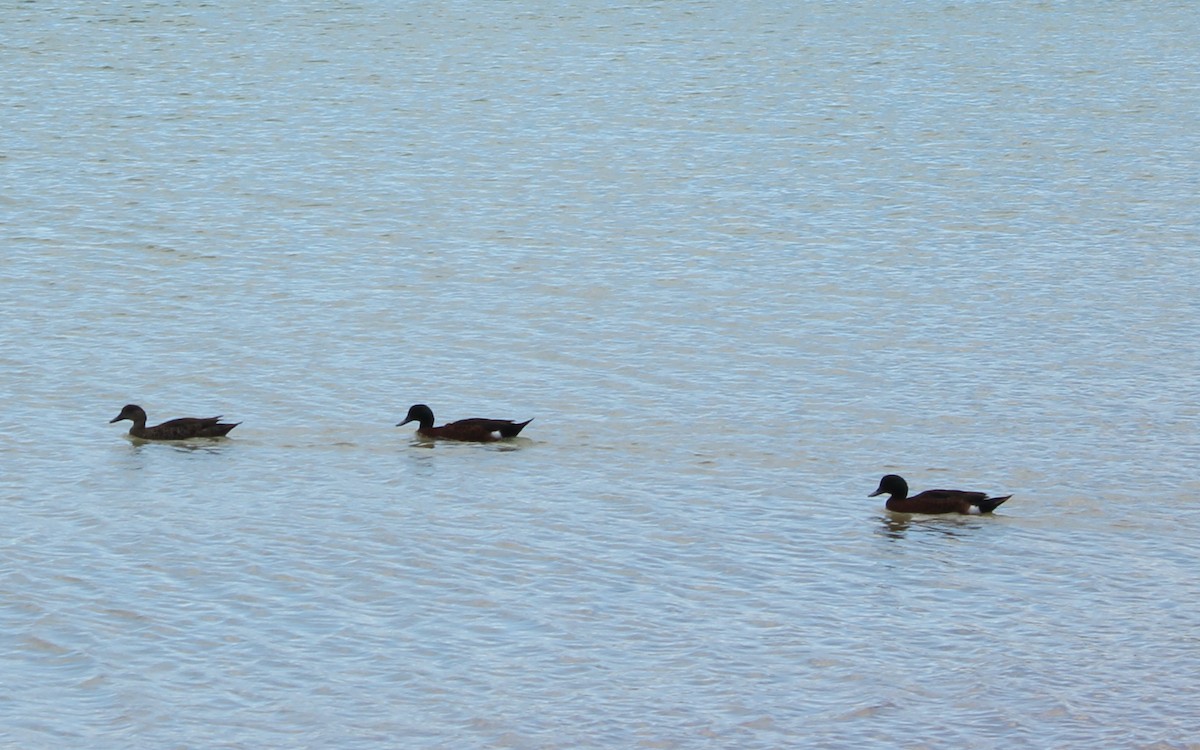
<box><xmin>870</xmin><ymin>474</ymin><xmax>1010</xmax><ymax>515</ymax></box>
<box><xmin>110</xmin><ymin>404</ymin><xmax>239</xmax><ymax>440</ymax></box>
<box><xmin>397</xmin><ymin>404</ymin><xmax>531</xmax><ymax>442</ymax></box>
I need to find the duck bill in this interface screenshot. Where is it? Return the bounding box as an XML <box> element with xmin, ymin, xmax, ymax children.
<box><xmin>868</xmin><ymin>488</ymin><xmax>884</xmax><ymax>497</ymax></box>
<box><xmin>109</xmin><ymin>415</ymin><xmax>123</xmax><ymax>423</ymax></box>
<box><xmin>396</xmin><ymin>418</ymin><xmax>414</xmax><ymax>427</ymax></box>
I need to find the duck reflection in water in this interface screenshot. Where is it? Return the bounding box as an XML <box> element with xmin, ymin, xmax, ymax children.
<box><xmin>879</xmin><ymin>513</ymin><xmax>986</xmax><ymax>540</ymax></box>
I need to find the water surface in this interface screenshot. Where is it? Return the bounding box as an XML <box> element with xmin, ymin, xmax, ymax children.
<box><xmin>3</xmin><ymin>2</ymin><xmax>1199</xmax><ymax>747</ymax></box>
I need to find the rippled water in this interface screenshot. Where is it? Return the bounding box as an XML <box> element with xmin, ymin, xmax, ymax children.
<box><xmin>3</xmin><ymin>2</ymin><xmax>1200</xmax><ymax>748</ymax></box>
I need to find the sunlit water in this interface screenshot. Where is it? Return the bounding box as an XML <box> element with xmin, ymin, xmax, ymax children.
<box><xmin>3</xmin><ymin>2</ymin><xmax>1199</xmax><ymax>747</ymax></box>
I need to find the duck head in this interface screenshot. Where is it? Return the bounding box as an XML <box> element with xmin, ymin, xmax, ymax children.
<box><xmin>869</xmin><ymin>474</ymin><xmax>908</xmax><ymax>499</ymax></box>
<box><xmin>110</xmin><ymin>404</ymin><xmax>147</xmax><ymax>425</ymax></box>
<box><xmin>397</xmin><ymin>404</ymin><xmax>435</xmax><ymax>428</ymax></box>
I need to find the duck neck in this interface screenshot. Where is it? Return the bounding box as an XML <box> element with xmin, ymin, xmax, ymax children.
<box><xmin>127</xmin><ymin>413</ymin><xmax>148</xmax><ymax>435</ymax></box>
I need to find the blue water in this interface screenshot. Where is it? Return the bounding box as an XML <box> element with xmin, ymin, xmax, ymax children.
<box><xmin>3</xmin><ymin>2</ymin><xmax>1199</xmax><ymax>747</ymax></box>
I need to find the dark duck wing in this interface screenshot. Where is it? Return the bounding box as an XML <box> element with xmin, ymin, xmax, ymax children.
<box><xmin>437</xmin><ymin>417</ymin><xmax>533</xmax><ymax>442</ymax></box>
<box><xmin>143</xmin><ymin>416</ymin><xmax>239</xmax><ymax>440</ymax></box>
<box><xmin>891</xmin><ymin>489</ymin><xmax>986</xmax><ymax>515</ymax></box>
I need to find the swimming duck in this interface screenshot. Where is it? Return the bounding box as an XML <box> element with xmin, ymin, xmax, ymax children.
<box><xmin>397</xmin><ymin>403</ymin><xmax>532</xmax><ymax>442</ymax></box>
<box><xmin>869</xmin><ymin>474</ymin><xmax>1010</xmax><ymax>515</ymax></box>
<box><xmin>110</xmin><ymin>404</ymin><xmax>240</xmax><ymax>440</ymax></box>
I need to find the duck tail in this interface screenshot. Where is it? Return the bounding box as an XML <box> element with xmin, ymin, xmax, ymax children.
<box><xmin>977</xmin><ymin>495</ymin><xmax>1011</xmax><ymax>514</ymax></box>
<box><xmin>501</xmin><ymin>418</ymin><xmax>533</xmax><ymax>438</ymax></box>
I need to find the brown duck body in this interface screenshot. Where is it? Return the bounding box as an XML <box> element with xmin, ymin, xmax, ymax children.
<box><xmin>110</xmin><ymin>404</ymin><xmax>239</xmax><ymax>440</ymax></box>
<box><xmin>398</xmin><ymin>404</ymin><xmax>531</xmax><ymax>443</ymax></box>
<box><xmin>870</xmin><ymin>474</ymin><xmax>1010</xmax><ymax>515</ymax></box>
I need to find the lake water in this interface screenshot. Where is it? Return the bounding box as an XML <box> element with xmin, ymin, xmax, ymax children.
<box><xmin>3</xmin><ymin>1</ymin><xmax>1199</xmax><ymax>747</ymax></box>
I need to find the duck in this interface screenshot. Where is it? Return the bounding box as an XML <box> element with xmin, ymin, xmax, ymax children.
<box><xmin>397</xmin><ymin>403</ymin><xmax>532</xmax><ymax>442</ymax></box>
<box><xmin>110</xmin><ymin>404</ymin><xmax>240</xmax><ymax>440</ymax></box>
<box><xmin>869</xmin><ymin>474</ymin><xmax>1010</xmax><ymax>515</ymax></box>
